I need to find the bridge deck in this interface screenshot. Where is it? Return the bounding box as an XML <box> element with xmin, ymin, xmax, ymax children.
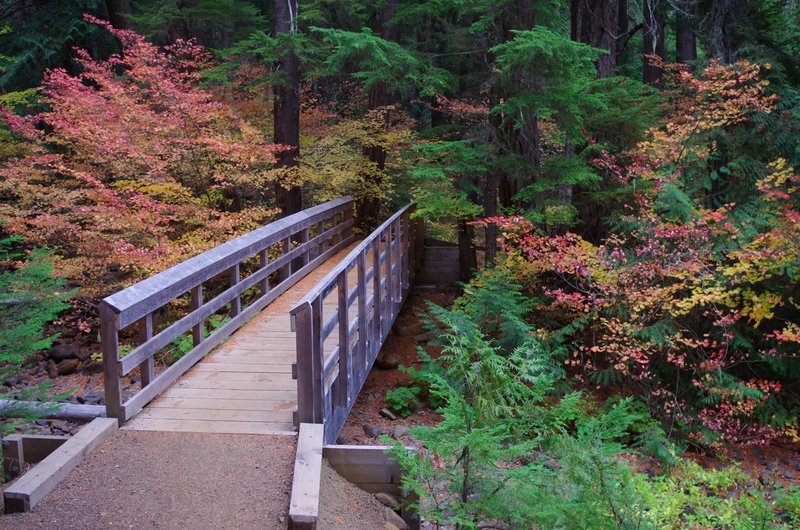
<box><xmin>124</xmin><ymin>244</ymin><xmax>359</xmax><ymax>435</ymax></box>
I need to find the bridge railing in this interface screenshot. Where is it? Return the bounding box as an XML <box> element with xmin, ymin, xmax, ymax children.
<box><xmin>290</xmin><ymin>204</ymin><xmax>421</xmax><ymax>443</ymax></box>
<box><xmin>100</xmin><ymin>197</ymin><xmax>355</xmax><ymax>422</ymax></box>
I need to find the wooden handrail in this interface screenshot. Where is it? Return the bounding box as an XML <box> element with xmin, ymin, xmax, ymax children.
<box><xmin>291</xmin><ymin>204</ymin><xmax>420</xmax><ymax>443</ymax></box>
<box><xmin>101</xmin><ymin>197</ymin><xmax>355</xmax><ymax>422</ymax></box>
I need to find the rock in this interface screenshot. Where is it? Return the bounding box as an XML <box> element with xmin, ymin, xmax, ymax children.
<box><xmin>783</xmin><ymin>469</ymin><xmax>795</xmax><ymax>480</ymax></box>
<box><xmin>375</xmin><ymin>351</ymin><xmax>402</xmax><ymax>370</ymax></box>
<box><xmin>50</xmin><ymin>344</ymin><xmax>80</xmax><ymax>362</ymax></box>
<box><xmin>47</xmin><ymin>360</ymin><xmax>59</xmax><ymax>378</ymax></box>
<box><xmin>82</xmin><ymin>361</ymin><xmax>104</xmax><ymax>374</ymax></box>
<box><xmin>394</xmin><ymin>322</ymin><xmax>424</xmax><ymax>337</ymax></box>
<box><xmin>363</xmin><ymin>424</ymin><xmax>382</xmax><ymax>438</ymax></box>
<box><xmin>766</xmin><ymin>460</ymin><xmax>779</xmax><ymax>471</ymax></box>
<box><xmin>4</xmin><ymin>375</ymin><xmax>20</xmax><ymax>387</ymax></box>
<box><xmin>78</xmin><ymin>390</ymin><xmax>104</xmax><ymax>405</ymax></box>
<box><xmin>34</xmin><ymin>419</ymin><xmax>47</xmax><ymax>426</ymax></box>
<box><xmin>385</xmin><ymin>508</ymin><xmax>408</xmax><ymax>530</ymax></box>
<box><xmin>385</xmin><ymin>523</ymin><xmax>401</xmax><ymax>530</ymax></box>
<box><xmin>380</xmin><ymin>408</ymin><xmax>398</xmax><ymax>421</ymax></box>
<box><xmin>375</xmin><ymin>492</ymin><xmax>400</xmax><ymax>510</ymax></box>
<box><xmin>56</xmin><ymin>358</ymin><xmax>80</xmax><ymax>375</ymax></box>
<box><xmin>336</xmin><ymin>434</ymin><xmax>356</xmax><ymax>445</ymax></box>
<box><xmin>392</xmin><ymin>426</ymin><xmax>410</xmax><ymax>439</ymax></box>
<box><xmin>758</xmin><ymin>470</ymin><xmax>774</xmax><ymax>486</ymax></box>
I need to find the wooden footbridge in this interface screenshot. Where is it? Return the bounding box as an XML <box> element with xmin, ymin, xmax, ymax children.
<box><xmin>100</xmin><ymin>197</ymin><xmax>421</xmax><ymax>444</ymax></box>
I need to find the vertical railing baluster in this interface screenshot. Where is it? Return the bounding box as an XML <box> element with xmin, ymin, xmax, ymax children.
<box><xmin>311</xmin><ymin>297</ymin><xmax>324</xmax><ymax>422</ymax></box>
<box><xmin>372</xmin><ymin>238</ymin><xmax>382</xmax><ymax>348</ymax></box>
<box><xmin>336</xmin><ymin>272</ymin><xmax>349</xmax><ymax>407</ymax></box>
<box><xmin>230</xmin><ymin>263</ymin><xmax>241</xmax><ymax>316</ymax></box>
<box><xmin>138</xmin><ymin>313</ymin><xmax>154</xmax><ymax>388</ymax></box>
<box><xmin>259</xmin><ymin>249</ymin><xmax>270</xmax><ymax>297</ymax></box>
<box><xmin>301</xmin><ymin>227</ymin><xmax>310</xmax><ymax>266</ymax></box>
<box><xmin>100</xmin><ymin>302</ymin><xmax>123</xmax><ymax>421</ymax></box>
<box><xmin>383</xmin><ymin>226</ymin><xmax>392</xmax><ymax>339</ymax></box>
<box><xmin>356</xmin><ymin>251</ymin><xmax>368</xmax><ymax>380</ymax></box>
<box><xmin>191</xmin><ymin>285</ymin><xmax>203</xmax><ymax>346</ymax></box>
<box><xmin>280</xmin><ymin>237</ymin><xmax>291</xmax><ymax>281</ymax></box>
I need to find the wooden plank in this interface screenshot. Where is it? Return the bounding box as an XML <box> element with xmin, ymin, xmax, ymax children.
<box><xmin>173</xmin><ymin>379</ymin><xmax>295</xmax><ymax>391</ymax></box>
<box><xmin>3</xmin><ymin>418</ymin><xmax>118</xmax><ymax>513</ymax></box>
<box><xmin>133</xmin><ymin>407</ymin><xmax>294</xmax><ymax>423</ymax></box>
<box><xmin>179</xmin><ymin>370</ymin><xmax>294</xmax><ymax>382</ymax></box>
<box><xmin>147</xmin><ymin>397</ymin><xmax>294</xmax><ymax>411</ymax></box>
<box><xmin>160</xmin><ymin>387</ymin><xmax>295</xmax><ymax>400</ymax></box>
<box><xmin>190</xmin><ymin>363</ymin><xmax>292</xmax><ymax>373</ymax></box>
<box><xmin>124</xmin><ymin>418</ymin><xmax>295</xmax><ymax>435</ymax></box>
<box><xmin>289</xmin><ymin>423</ymin><xmax>324</xmax><ymax>529</ymax></box>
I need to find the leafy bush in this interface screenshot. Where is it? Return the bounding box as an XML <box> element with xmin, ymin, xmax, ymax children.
<box><xmin>385</xmin><ymin>385</ymin><xmax>422</xmax><ymax>417</ymax></box>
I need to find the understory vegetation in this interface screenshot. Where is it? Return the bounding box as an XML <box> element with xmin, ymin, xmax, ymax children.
<box><xmin>1</xmin><ymin>0</ymin><xmax>800</xmax><ymax>526</ymax></box>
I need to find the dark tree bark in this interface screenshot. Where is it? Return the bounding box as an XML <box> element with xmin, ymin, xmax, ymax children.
<box><xmin>642</xmin><ymin>0</ymin><xmax>666</xmax><ymax>86</ymax></box>
<box><xmin>675</xmin><ymin>11</ymin><xmax>697</xmax><ymax>67</ymax></box>
<box><xmin>104</xmin><ymin>0</ymin><xmax>130</xmax><ymax>29</ymax></box>
<box><xmin>570</xmin><ymin>0</ymin><xmax>618</xmax><ymax>77</ymax></box>
<box><xmin>273</xmin><ymin>0</ymin><xmax>302</xmax><ymax>216</ymax></box>
<box><xmin>616</xmin><ymin>0</ymin><xmax>628</xmax><ymax>65</ymax></box>
<box><xmin>705</xmin><ymin>0</ymin><xmax>737</xmax><ymax>62</ymax></box>
<box><xmin>483</xmin><ymin>170</ymin><xmax>498</xmax><ymax>267</ymax></box>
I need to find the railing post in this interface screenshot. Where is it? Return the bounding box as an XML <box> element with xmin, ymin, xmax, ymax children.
<box><xmin>335</xmin><ymin>272</ymin><xmax>350</xmax><ymax>408</ymax></box>
<box><xmin>295</xmin><ymin>301</ymin><xmax>323</xmax><ymax>424</ymax></box>
<box><xmin>137</xmin><ymin>313</ymin><xmax>155</xmax><ymax>388</ymax></box>
<box><xmin>100</xmin><ymin>302</ymin><xmax>123</xmax><ymax>422</ymax></box>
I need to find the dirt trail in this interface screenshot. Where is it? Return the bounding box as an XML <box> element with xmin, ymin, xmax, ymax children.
<box><xmin>1</xmin><ymin>430</ymin><xmax>295</xmax><ymax>529</ymax></box>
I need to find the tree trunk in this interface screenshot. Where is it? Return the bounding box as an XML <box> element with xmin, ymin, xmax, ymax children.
<box><xmin>570</xmin><ymin>0</ymin><xmax>618</xmax><ymax>77</ymax></box>
<box><xmin>675</xmin><ymin>12</ymin><xmax>697</xmax><ymax>68</ymax></box>
<box><xmin>484</xmin><ymin>171</ymin><xmax>498</xmax><ymax>267</ymax></box>
<box><xmin>706</xmin><ymin>0</ymin><xmax>736</xmax><ymax>62</ymax></box>
<box><xmin>104</xmin><ymin>0</ymin><xmax>130</xmax><ymax>29</ymax></box>
<box><xmin>273</xmin><ymin>0</ymin><xmax>302</xmax><ymax>216</ymax></box>
<box><xmin>616</xmin><ymin>0</ymin><xmax>628</xmax><ymax>65</ymax></box>
<box><xmin>357</xmin><ymin>0</ymin><xmax>399</xmax><ymax>231</ymax></box>
<box><xmin>457</xmin><ymin>219</ymin><xmax>477</xmax><ymax>282</ymax></box>
<box><xmin>642</xmin><ymin>0</ymin><xmax>665</xmax><ymax>86</ymax></box>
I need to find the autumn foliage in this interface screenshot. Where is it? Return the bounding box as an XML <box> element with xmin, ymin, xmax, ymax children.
<box><xmin>484</xmin><ymin>61</ymin><xmax>800</xmax><ymax>447</ymax></box>
<box><xmin>0</xmin><ymin>16</ymin><xmax>281</xmax><ymax>296</ymax></box>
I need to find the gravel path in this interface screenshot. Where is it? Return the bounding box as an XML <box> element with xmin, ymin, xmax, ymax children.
<box><xmin>1</xmin><ymin>430</ymin><xmax>295</xmax><ymax>529</ymax></box>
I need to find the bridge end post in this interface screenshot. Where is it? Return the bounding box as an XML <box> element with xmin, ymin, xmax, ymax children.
<box><xmin>99</xmin><ymin>301</ymin><xmax>123</xmax><ymax>423</ymax></box>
